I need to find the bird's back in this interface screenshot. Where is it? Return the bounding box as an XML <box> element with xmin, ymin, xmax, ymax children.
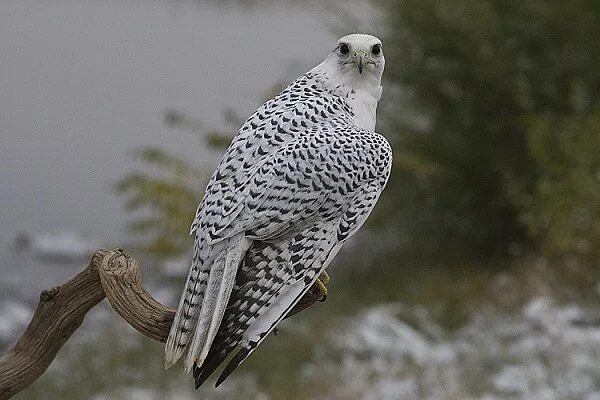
<box><xmin>165</xmin><ymin>33</ymin><xmax>392</xmax><ymax>387</ymax></box>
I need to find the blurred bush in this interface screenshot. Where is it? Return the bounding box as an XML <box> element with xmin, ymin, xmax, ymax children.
<box><xmin>114</xmin><ymin>145</ymin><xmax>203</xmax><ymax>259</ymax></box>
<box><xmin>522</xmin><ymin>111</ymin><xmax>600</xmax><ymax>256</ymax></box>
<box><xmin>378</xmin><ymin>0</ymin><xmax>600</xmax><ymax>260</ymax></box>
<box><xmin>114</xmin><ymin>110</ymin><xmax>240</xmax><ymax>260</ymax></box>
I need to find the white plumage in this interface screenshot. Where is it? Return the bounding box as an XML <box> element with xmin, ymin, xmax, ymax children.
<box><xmin>164</xmin><ymin>33</ymin><xmax>392</xmax><ymax>387</ymax></box>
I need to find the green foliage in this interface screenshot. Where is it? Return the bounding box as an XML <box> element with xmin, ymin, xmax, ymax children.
<box><xmin>521</xmin><ymin>111</ymin><xmax>600</xmax><ymax>256</ymax></box>
<box><xmin>378</xmin><ymin>0</ymin><xmax>600</xmax><ymax>258</ymax></box>
<box><xmin>114</xmin><ymin>146</ymin><xmax>204</xmax><ymax>259</ymax></box>
<box><xmin>114</xmin><ymin>109</ymin><xmax>240</xmax><ymax>259</ymax></box>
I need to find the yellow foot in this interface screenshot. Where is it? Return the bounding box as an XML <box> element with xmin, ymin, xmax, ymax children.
<box><xmin>315</xmin><ymin>271</ymin><xmax>330</xmax><ymax>302</ymax></box>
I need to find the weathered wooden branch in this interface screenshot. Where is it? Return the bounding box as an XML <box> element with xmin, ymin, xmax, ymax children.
<box><xmin>0</xmin><ymin>249</ymin><xmax>328</xmax><ymax>399</ymax></box>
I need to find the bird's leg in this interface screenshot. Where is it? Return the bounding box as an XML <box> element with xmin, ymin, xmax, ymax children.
<box><xmin>315</xmin><ymin>271</ymin><xmax>330</xmax><ymax>302</ymax></box>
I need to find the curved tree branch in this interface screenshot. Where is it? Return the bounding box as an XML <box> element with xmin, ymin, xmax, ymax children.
<box><xmin>0</xmin><ymin>249</ymin><xmax>328</xmax><ymax>399</ymax></box>
<box><xmin>98</xmin><ymin>250</ymin><xmax>174</xmax><ymax>342</ymax></box>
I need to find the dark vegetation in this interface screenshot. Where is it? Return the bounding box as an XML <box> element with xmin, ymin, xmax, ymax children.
<box><xmin>378</xmin><ymin>0</ymin><xmax>600</xmax><ymax>261</ymax></box>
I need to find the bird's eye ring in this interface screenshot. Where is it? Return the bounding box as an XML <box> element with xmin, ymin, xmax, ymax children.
<box><xmin>371</xmin><ymin>44</ymin><xmax>381</xmax><ymax>55</ymax></box>
<box><xmin>339</xmin><ymin>44</ymin><xmax>350</xmax><ymax>55</ymax></box>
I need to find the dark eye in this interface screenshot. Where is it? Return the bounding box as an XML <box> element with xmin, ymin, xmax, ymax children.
<box><xmin>371</xmin><ymin>44</ymin><xmax>381</xmax><ymax>55</ymax></box>
<box><xmin>339</xmin><ymin>44</ymin><xmax>350</xmax><ymax>55</ymax></box>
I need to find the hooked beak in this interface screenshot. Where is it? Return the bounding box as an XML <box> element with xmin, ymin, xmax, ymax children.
<box><xmin>354</xmin><ymin>52</ymin><xmax>367</xmax><ymax>74</ymax></box>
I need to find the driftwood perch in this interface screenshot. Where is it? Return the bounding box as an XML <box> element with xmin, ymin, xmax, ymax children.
<box><xmin>0</xmin><ymin>249</ymin><xmax>328</xmax><ymax>399</ymax></box>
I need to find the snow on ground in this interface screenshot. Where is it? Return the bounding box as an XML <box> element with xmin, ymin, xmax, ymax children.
<box><xmin>90</xmin><ymin>375</ymin><xmax>270</xmax><ymax>400</ymax></box>
<box><xmin>304</xmin><ymin>298</ymin><xmax>600</xmax><ymax>400</ymax></box>
<box><xmin>3</xmin><ymin>287</ymin><xmax>600</xmax><ymax>399</ymax></box>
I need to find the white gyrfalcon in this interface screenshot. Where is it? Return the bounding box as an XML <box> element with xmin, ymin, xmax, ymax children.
<box><xmin>165</xmin><ymin>33</ymin><xmax>392</xmax><ymax>388</ymax></box>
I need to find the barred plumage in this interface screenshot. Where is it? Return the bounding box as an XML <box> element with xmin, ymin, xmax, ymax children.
<box><xmin>165</xmin><ymin>33</ymin><xmax>392</xmax><ymax>387</ymax></box>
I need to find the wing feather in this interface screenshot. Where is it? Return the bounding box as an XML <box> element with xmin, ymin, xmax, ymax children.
<box><xmin>189</xmin><ymin>123</ymin><xmax>391</xmax><ymax>386</ymax></box>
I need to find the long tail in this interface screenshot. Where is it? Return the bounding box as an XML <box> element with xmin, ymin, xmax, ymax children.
<box><xmin>164</xmin><ymin>232</ymin><xmax>249</xmax><ymax>371</ymax></box>
<box><xmin>164</xmin><ymin>238</ymin><xmax>205</xmax><ymax>369</ymax></box>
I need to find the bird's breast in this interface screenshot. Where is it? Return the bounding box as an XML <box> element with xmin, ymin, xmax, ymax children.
<box><xmin>346</xmin><ymin>86</ymin><xmax>381</xmax><ymax>131</ymax></box>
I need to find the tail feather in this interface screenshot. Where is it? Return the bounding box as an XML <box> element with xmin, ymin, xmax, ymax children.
<box><xmin>198</xmin><ymin>235</ymin><xmax>250</xmax><ymax>363</ymax></box>
<box><xmin>165</xmin><ymin>239</ymin><xmax>205</xmax><ymax>368</ymax></box>
<box><xmin>184</xmin><ymin>233</ymin><xmax>249</xmax><ymax>371</ymax></box>
<box><xmin>182</xmin><ymin>249</ymin><xmax>226</xmax><ymax>372</ymax></box>
<box><xmin>214</xmin><ymin>278</ymin><xmax>308</xmax><ymax>386</ymax></box>
<box><xmin>165</xmin><ymin>231</ymin><xmax>250</xmax><ymax>372</ymax></box>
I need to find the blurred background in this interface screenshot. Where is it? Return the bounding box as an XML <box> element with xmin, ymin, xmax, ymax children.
<box><xmin>2</xmin><ymin>0</ymin><xmax>600</xmax><ymax>399</ymax></box>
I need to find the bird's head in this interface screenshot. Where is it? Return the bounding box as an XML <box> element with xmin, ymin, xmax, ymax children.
<box><xmin>327</xmin><ymin>34</ymin><xmax>384</xmax><ymax>85</ymax></box>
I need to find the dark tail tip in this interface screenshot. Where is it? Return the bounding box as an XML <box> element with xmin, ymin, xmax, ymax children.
<box><xmin>215</xmin><ymin>347</ymin><xmax>251</xmax><ymax>387</ymax></box>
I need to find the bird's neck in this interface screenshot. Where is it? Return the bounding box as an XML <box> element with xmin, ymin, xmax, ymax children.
<box><xmin>310</xmin><ymin>60</ymin><xmax>382</xmax><ymax>132</ymax></box>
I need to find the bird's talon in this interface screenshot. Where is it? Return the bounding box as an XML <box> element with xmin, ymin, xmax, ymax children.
<box><xmin>319</xmin><ymin>271</ymin><xmax>331</xmax><ymax>286</ymax></box>
<box><xmin>315</xmin><ymin>276</ymin><xmax>328</xmax><ymax>302</ymax></box>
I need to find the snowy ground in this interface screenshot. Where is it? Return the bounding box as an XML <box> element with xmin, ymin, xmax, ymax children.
<box><xmin>303</xmin><ymin>299</ymin><xmax>600</xmax><ymax>400</ymax></box>
<box><xmin>2</xmin><ymin>244</ymin><xmax>600</xmax><ymax>400</ymax></box>
<box><xmin>4</xmin><ymin>293</ymin><xmax>600</xmax><ymax>399</ymax></box>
